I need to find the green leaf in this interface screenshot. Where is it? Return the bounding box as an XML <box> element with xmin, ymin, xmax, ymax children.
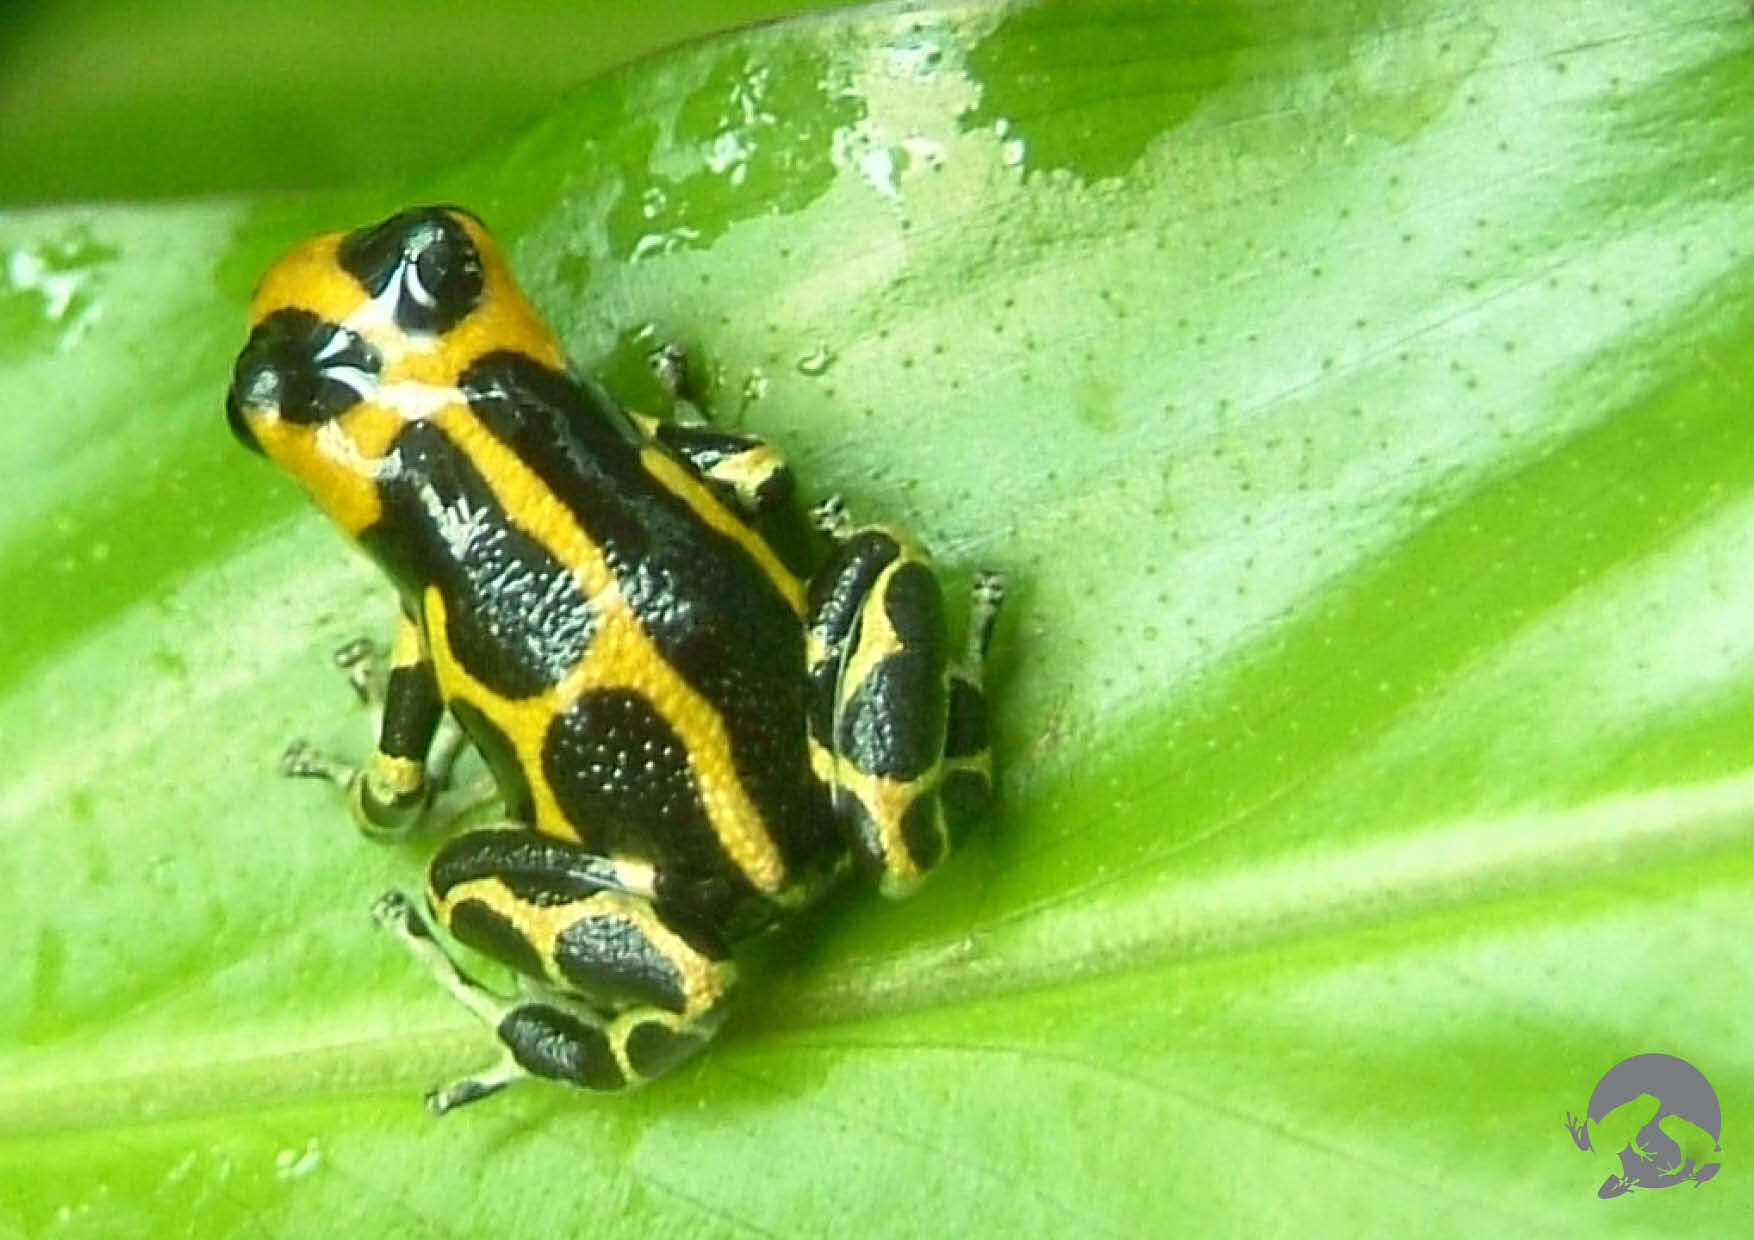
<box><xmin>4</xmin><ymin>1</ymin><xmax>1752</xmax><ymax>1234</ymax></box>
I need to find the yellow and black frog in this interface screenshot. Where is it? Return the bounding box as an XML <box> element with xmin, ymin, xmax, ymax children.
<box><xmin>225</xmin><ymin>206</ymin><xmax>1003</xmax><ymax>1113</ymax></box>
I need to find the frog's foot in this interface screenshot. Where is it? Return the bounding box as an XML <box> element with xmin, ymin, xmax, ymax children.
<box><xmin>330</xmin><ymin>635</ymin><xmax>383</xmax><ymax>705</ymax></box>
<box><xmin>369</xmin><ymin>890</ymin><xmax>534</xmax><ymax>1112</ymax></box>
<box><xmin>277</xmin><ymin>634</ymin><xmax>390</xmax><ymax>786</ymax></box>
<box><xmin>808</xmin><ymin>493</ymin><xmax>854</xmax><ymax>541</ymax></box>
<box><xmin>373</xmin><ymin>885</ymin><xmax>725</xmax><ymax>1114</ymax></box>
<box><xmin>646</xmin><ymin>341</ymin><xmax>698</xmax><ymax>408</ymax></box>
<box><xmin>963</xmin><ymin>571</ymin><xmax>1006</xmax><ymax>674</ymax></box>
<box><xmin>279</xmin><ymin>736</ymin><xmax>357</xmax><ymax>787</ymax></box>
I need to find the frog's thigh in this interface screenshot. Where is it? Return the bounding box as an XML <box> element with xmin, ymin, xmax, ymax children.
<box><xmin>807</xmin><ymin>524</ymin><xmax>1005</xmax><ymax>896</ymax></box>
<box><xmin>830</xmin><ymin>554</ymin><xmax>955</xmax><ymax>894</ymax></box>
<box><xmin>805</xmin><ymin>524</ymin><xmax>949</xmax><ymax>891</ymax></box>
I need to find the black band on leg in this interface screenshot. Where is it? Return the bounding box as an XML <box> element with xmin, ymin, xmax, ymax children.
<box><xmin>498</xmin><ymin>1003</ymin><xmax>629</xmax><ymax>1091</ymax></box>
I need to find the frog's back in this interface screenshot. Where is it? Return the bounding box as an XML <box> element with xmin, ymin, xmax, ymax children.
<box><xmin>366</xmin><ymin>350</ymin><xmax>837</xmax><ymax>924</ymax></box>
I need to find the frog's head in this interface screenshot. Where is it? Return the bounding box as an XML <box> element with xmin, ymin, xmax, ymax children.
<box><xmin>226</xmin><ymin>205</ymin><xmax>566</xmax><ymax>534</ymax></box>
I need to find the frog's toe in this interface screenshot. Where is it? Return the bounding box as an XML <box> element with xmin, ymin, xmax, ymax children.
<box><xmin>809</xmin><ymin>493</ymin><xmax>854</xmax><ymax>539</ymax></box>
<box><xmin>279</xmin><ymin>737</ymin><xmax>354</xmax><ymax>786</ymax></box>
<box><xmin>370</xmin><ymin>889</ymin><xmax>421</xmax><ymax>931</ymax></box>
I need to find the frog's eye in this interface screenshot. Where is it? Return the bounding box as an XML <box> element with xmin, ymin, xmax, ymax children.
<box><xmin>228</xmin><ymin>309</ymin><xmax>381</xmax><ymax>443</ymax></box>
<box><xmin>338</xmin><ymin>206</ymin><xmax>484</xmax><ymax>336</ymax></box>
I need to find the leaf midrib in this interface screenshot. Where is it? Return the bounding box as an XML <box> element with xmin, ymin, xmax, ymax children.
<box><xmin>5</xmin><ymin>768</ymin><xmax>1747</xmax><ymax>1140</ymax></box>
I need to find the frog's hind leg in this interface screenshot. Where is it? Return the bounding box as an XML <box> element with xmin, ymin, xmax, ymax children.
<box><xmin>805</xmin><ymin>497</ymin><xmax>1005</xmax><ymax>897</ymax></box>
<box><xmin>375</xmin><ymin>828</ymin><xmax>735</xmax><ymax>1113</ymax></box>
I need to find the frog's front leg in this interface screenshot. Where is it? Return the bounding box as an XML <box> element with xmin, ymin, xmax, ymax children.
<box><xmin>375</xmin><ymin>827</ymin><xmax>735</xmax><ymax>1113</ymax></box>
<box><xmin>281</xmin><ymin>612</ymin><xmax>465</xmax><ymax>838</ymax></box>
<box><xmin>806</xmin><ymin>497</ymin><xmax>1005</xmax><ymax>896</ymax></box>
<box><xmin>631</xmin><ymin>343</ymin><xmax>794</xmax><ymax>516</ymax></box>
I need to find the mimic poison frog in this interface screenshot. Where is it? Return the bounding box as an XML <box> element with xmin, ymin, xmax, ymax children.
<box><xmin>225</xmin><ymin>206</ymin><xmax>1003</xmax><ymax>1114</ymax></box>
